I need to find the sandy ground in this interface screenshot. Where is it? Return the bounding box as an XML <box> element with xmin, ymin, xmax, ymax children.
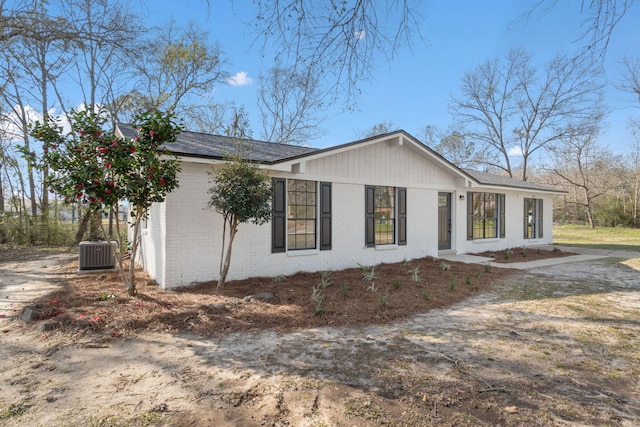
<box><xmin>1</xmin><ymin>251</ymin><xmax>639</xmax><ymax>426</ymax></box>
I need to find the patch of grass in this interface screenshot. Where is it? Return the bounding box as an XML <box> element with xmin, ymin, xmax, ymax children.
<box><xmin>340</xmin><ymin>283</ymin><xmax>348</xmax><ymax>299</ymax></box>
<box><xmin>87</xmin><ymin>415</ymin><xmax>122</xmax><ymax>427</ymax></box>
<box><xmin>311</xmin><ymin>286</ymin><xmax>325</xmax><ymax>315</ymax></box>
<box><xmin>553</xmin><ymin>225</ymin><xmax>640</xmax><ymax>251</ymax></box>
<box><xmin>0</xmin><ymin>403</ymin><xmax>28</xmax><ymax>419</ymax></box>
<box><xmin>421</xmin><ymin>288</ymin><xmax>429</xmax><ymax>300</ymax></box>
<box><xmin>449</xmin><ymin>277</ymin><xmax>457</xmax><ymax>292</ymax></box>
<box><xmin>272</xmin><ymin>275</ymin><xmax>286</xmax><ymax>283</ymax></box>
<box><xmin>392</xmin><ymin>278</ymin><xmax>401</xmax><ymax>290</ymax></box>
<box><xmin>465</xmin><ymin>274</ymin><xmax>471</xmax><ymax>285</ymax></box>
<box><xmin>484</xmin><ymin>263</ymin><xmax>492</xmax><ymax>273</ymax></box>
<box><xmin>378</xmin><ymin>289</ymin><xmax>389</xmax><ymax>308</ymax></box>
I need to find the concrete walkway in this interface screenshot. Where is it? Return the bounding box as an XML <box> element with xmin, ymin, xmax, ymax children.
<box><xmin>441</xmin><ymin>244</ymin><xmax>640</xmax><ymax>270</ymax></box>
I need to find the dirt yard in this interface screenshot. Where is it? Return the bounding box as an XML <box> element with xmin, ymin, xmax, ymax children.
<box><xmin>1</xmin><ymin>246</ymin><xmax>639</xmax><ymax>426</ymax></box>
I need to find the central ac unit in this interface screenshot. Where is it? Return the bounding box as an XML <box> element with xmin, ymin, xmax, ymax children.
<box><xmin>78</xmin><ymin>241</ymin><xmax>116</xmax><ymax>271</ymax></box>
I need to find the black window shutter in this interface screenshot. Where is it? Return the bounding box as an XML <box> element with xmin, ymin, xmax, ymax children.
<box><xmin>466</xmin><ymin>192</ymin><xmax>474</xmax><ymax>240</ymax></box>
<box><xmin>523</xmin><ymin>198</ymin><xmax>529</xmax><ymax>239</ymax></box>
<box><xmin>319</xmin><ymin>182</ymin><xmax>332</xmax><ymax>250</ymax></box>
<box><xmin>538</xmin><ymin>199</ymin><xmax>543</xmax><ymax>238</ymax></box>
<box><xmin>271</xmin><ymin>178</ymin><xmax>286</xmax><ymax>253</ymax></box>
<box><xmin>398</xmin><ymin>187</ymin><xmax>407</xmax><ymax>245</ymax></box>
<box><xmin>365</xmin><ymin>186</ymin><xmax>375</xmax><ymax>247</ymax></box>
<box><xmin>499</xmin><ymin>194</ymin><xmax>506</xmax><ymax>238</ymax></box>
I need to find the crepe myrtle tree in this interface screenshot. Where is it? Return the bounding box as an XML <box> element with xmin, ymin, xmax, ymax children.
<box><xmin>31</xmin><ymin>109</ymin><xmax>181</xmax><ymax>296</ymax></box>
<box><xmin>207</xmin><ymin>156</ymin><xmax>272</xmax><ymax>290</ymax></box>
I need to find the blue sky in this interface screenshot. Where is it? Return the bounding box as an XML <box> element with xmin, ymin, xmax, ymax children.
<box><xmin>146</xmin><ymin>1</ymin><xmax>640</xmax><ymax>158</ymax></box>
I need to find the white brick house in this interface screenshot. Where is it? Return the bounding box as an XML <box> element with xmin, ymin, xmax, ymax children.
<box><xmin>117</xmin><ymin>125</ymin><xmax>563</xmax><ymax>289</ymax></box>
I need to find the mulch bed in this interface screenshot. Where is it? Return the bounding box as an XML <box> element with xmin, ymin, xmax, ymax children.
<box><xmin>14</xmin><ymin>247</ymin><xmax>573</xmax><ymax>340</ymax></box>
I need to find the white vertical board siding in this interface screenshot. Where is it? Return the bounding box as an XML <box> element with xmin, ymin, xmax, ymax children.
<box><xmin>306</xmin><ymin>142</ymin><xmax>459</xmax><ymax>188</ymax></box>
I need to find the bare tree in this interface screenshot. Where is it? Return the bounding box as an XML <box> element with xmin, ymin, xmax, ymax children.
<box><xmin>258</xmin><ymin>65</ymin><xmax>326</xmax><ymax>144</ymax></box>
<box><xmin>525</xmin><ymin>0</ymin><xmax>634</xmax><ymax>59</ymax></box>
<box><xmin>0</xmin><ymin>0</ymin><xmax>77</xmax><ymax>43</ymax></box>
<box><xmin>131</xmin><ymin>22</ymin><xmax>227</xmax><ymax>119</ymax></box>
<box><xmin>249</xmin><ymin>0</ymin><xmax>425</xmax><ymax>105</ymax></box>
<box><xmin>361</xmin><ymin>120</ymin><xmax>396</xmax><ymax>138</ymax></box>
<box><xmin>450</xmin><ymin>48</ymin><xmax>605</xmax><ymax>181</ymax></box>
<box><xmin>546</xmin><ymin>124</ymin><xmax>613</xmax><ymax>228</ymax></box>
<box><xmin>60</xmin><ymin>0</ymin><xmax>140</xmax><ymax>120</ymax></box>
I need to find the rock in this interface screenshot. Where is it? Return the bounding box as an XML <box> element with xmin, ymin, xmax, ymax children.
<box><xmin>247</xmin><ymin>292</ymin><xmax>276</xmax><ymax>303</ymax></box>
<box><xmin>37</xmin><ymin>321</ymin><xmax>58</xmax><ymax>332</ymax></box>
<box><xmin>206</xmin><ymin>303</ymin><xmax>226</xmax><ymax>312</ymax></box>
<box><xmin>20</xmin><ymin>306</ymin><xmax>40</xmax><ymax>322</ymax></box>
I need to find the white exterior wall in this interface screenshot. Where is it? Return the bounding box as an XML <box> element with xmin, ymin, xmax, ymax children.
<box><xmin>134</xmin><ymin>202</ymin><xmax>167</xmax><ymax>285</ymax></box>
<box><xmin>455</xmin><ymin>189</ymin><xmax>554</xmax><ymax>255</ymax></box>
<box><xmin>142</xmin><ymin>137</ymin><xmax>557</xmax><ymax>289</ymax></box>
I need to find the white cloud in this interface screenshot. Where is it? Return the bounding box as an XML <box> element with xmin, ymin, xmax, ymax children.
<box><xmin>227</xmin><ymin>71</ymin><xmax>253</xmax><ymax>86</ymax></box>
<box><xmin>507</xmin><ymin>146</ymin><xmax>524</xmax><ymax>157</ymax></box>
<box><xmin>354</xmin><ymin>30</ymin><xmax>366</xmax><ymax>40</ymax></box>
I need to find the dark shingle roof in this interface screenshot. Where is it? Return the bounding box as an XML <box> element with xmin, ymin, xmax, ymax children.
<box><xmin>117</xmin><ymin>124</ymin><xmax>562</xmax><ymax>193</ymax></box>
<box><xmin>463</xmin><ymin>169</ymin><xmax>561</xmax><ymax>192</ymax></box>
<box><xmin>117</xmin><ymin>124</ymin><xmax>318</xmax><ymax>163</ymax></box>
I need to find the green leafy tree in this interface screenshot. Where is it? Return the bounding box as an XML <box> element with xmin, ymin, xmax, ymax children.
<box><xmin>31</xmin><ymin>109</ymin><xmax>181</xmax><ymax>296</ymax></box>
<box><xmin>207</xmin><ymin>157</ymin><xmax>272</xmax><ymax>290</ymax></box>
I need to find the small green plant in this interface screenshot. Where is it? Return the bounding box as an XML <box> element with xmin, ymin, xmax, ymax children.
<box><xmin>378</xmin><ymin>289</ymin><xmax>389</xmax><ymax>308</ymax></box>
<box><xmin>361</xmin><ymin>266</ymin><xmax>376</xmax><ymax>282</ymax></box>
<box><xmin>521</xmin><ymin>246</ymin><xmax>527</xmax><ymax>257</ymax></box>
<box><xmin>362</xmin><ymin>266</ymin><xmax>376</xmax><ymax>291</ymax></box>
<box><xmin>340</xmin><ymin>283</ymin><xmax>348</xmax><ymax>299</ymax></box>
<box><xmin>484</xmin><ymin>263</ymin><xmax>492</xmax><ymax>273</ymax></box>
<box><xmin>449</xmin><ymin>277</ymin><xmax>457</xmax><ymax>292</ymax></box>
<box><xmin>421</xmin><ymin>288</ymin><xmax>429</xmax><ymax>300</ymax></box>
<box><xmin>465</xmin><ymin>274</ymin><xmax>471</xmax><ymax>285</ymax></box>
<box><xmin>392</xmin><ymin>278</ymin><xmax>401</xmax><ymax>290</ymax></box>
<box><xmin>401</xmin><ymin>258</ymin><xmax>411</xmax><ymax>268</ymax></box>
<box><xmin>0</xmin><ymin>403</ymin><xmax>28</xmax><ymax>419</ymax></box>
<box><xmin>97</xmin><ymin>292</ymin><xmax>115</xmax><ymax>301</ymax></box>
<box><xmin>439</xmin><ymin>262</ymin><xmax>452</xmax><ymax>272</ymax></box>
<box><xmin>320</xmin><ymin>270</ymin><xmax>333</xmax><ymax>288</ymax></box>
<box><xmin>272</xmin><ymin>275</ymin><xmax>286</xmax><ymax>283</ymax></box>
<box><xmin>408</xmin><ymin>266</ymin><xmax>421</xmax><ymax>282</ymax></box>
<box><xmin>536</xmin><ymin>247</ymin><xmax>541</xmax><ymax>254</ymax></box>
<box><xmin>504</xmin><ymin>248</ymin><xmax>513</xmax><ymax>260</ymax></box>
<box><xmin>311</xmin><ymin>286</ymin><xmax>325</xmax><ymax>315</ymax></box>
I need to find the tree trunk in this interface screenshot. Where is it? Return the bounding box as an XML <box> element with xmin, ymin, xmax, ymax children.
<box><xmin>74</xmin><ymin>210</ymin><xmax>92</xmax><ymax>243</ymax></box>
<box><xmin>127</xmin><ymin>210</ymin><xmax>143</xmax><ymax>297</ymax></box>
<box><xmin>217</xmin><ymin>217</ymin><xmax>238</xmax><ymax>291</ymax></box>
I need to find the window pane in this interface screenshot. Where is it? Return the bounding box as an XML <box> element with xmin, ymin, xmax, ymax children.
<box><xmin>287</xmin><ymin>179</ymin><xmax>317</xmax><ymax>250</ymax></box>
<box><xmin>374</xmin><ymin>186</ymin><xmax>395</xmax><ymax>245</ymax></box>
<box><xmin>469</xmin><ymin>192</ymin><xmax>502</xmax><ymax>239</ymax></box>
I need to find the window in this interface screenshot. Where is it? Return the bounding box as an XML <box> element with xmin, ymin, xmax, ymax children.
<box><xmin>365</xmin><ymin>186</ymin><xmax>407</xmax><ymax>247</ymax></box>
<box><xmin>271</xmin><ymin>178</ymin><xmax>331</xmax><ymax>253</ymax></box>
<box><xmin>287</xmin><ymin>179</ymin><xmax>316</xmax><ymax>250</ymax></box>
<box><xmin>524</xmin><ymin>198</ymin><xmax>543</xmax><ymax>239</ymax></box>
<box><xmin>467</xmin><ymin>192</ymin><xmax>505</xmax><ymax>240</ymax></box>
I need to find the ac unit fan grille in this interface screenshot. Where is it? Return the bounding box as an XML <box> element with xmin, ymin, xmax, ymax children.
<box><xmin>79</xmin><ymin>241</ymin><xmax>116</xmax><ymax>270</ymax></box>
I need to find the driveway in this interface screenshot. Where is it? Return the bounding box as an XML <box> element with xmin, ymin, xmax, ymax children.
<box><xmin>1</xmin><ymin>247</ymin><xmax>639</xmax><ymax>426</ymax></box>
